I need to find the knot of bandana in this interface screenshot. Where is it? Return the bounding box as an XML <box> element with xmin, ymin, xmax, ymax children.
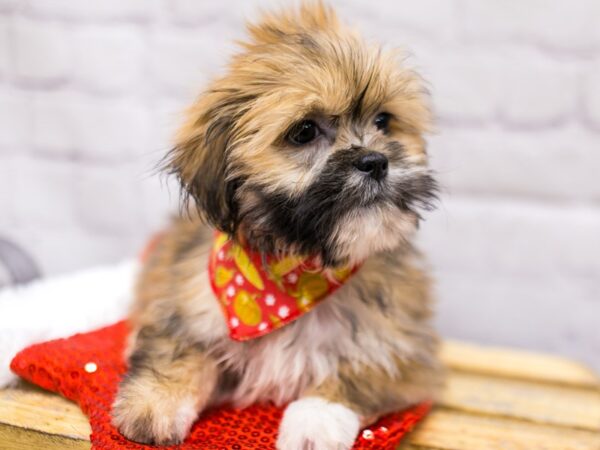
<box><xmin>208</xmin><ymin>231</ymin><xmax>360</xmax><ymax>341</ymax></box>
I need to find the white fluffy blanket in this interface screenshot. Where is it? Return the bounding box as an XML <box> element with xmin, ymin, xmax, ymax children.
<box><xmin>0</xmin><ymin>260</ymin><xmax>138</xmax><ymax>387</ymax></box>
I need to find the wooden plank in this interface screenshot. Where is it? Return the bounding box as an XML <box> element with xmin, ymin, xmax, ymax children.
<box><xmin>399</xmin><ymin>409</ymin><xmax>600</xmax><ymax>450</ymax></box>
<box><xmin>0</xmin><ymin>423</ymin><xmax>89</xmax><ymax>450</ymax></box>
<box><xmin>441</xmin><ymin>371</ymin><xmax>600</xmax><ymax>431</ymax></box>
<box><xmin>441</xmin><ymin>340</ymin><xmax>600</xmax><ymax>388</ymax></box>
<box><xmin>0</xmin><ymin>382</ymin><xmax>90</xmax><ymax>440</ymax></box>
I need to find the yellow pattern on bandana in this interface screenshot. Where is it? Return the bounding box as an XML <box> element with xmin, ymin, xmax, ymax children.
<box><xmin>208</xmin><ymin>231</ymin><xmax>359</xmax><ymax>341</ymax></box>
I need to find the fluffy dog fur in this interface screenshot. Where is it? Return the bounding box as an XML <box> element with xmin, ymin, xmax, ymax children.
<box><xmin>112</xmin><ymin>3</ymin><xmax>442</xmax><ymax>449</ymax></box>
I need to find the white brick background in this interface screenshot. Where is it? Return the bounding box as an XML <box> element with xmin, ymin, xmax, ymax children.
<box><xmin>0</xmin><ymin>0</ymin><xmax>598</xmax><ymax>369</ymax></box>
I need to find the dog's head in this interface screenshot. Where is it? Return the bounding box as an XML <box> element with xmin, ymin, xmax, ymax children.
<box><xmin>167</xmin><ymin>2</ymin><xmax>437</xmax><ymax>267</ymax></box>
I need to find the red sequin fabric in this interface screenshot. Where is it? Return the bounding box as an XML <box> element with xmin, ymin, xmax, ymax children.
<box><xmin>10</xmin><ymin>321</ymin><xmax>430</xmax><ymax>449</ymax></box>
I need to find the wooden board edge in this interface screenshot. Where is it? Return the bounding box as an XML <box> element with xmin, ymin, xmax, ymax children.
<box><xmin>0</xmin><ymin>422</ymin><xmax>90</xmax><ymax>450</ymax></box>
<box><xmin>402</xmin><ymin>407</ymin><xmax>600</xmax><ymax>450</ymax></box>
<box><xmin>398</xmin><ymin>445</ymin><xmax>440</xmax><ymax>450</ymax></box>
<box><xmin>440</xmin><ymin>340</ymin><xmax>600</xmax><ymax>388</ymax></box>
<box><xmin>398</xmin><ymin>439</ymin><xmax>446</xmax><ymax>450</ymax></box>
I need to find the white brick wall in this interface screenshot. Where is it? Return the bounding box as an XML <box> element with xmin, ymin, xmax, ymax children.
<box><xmin>72</xmin><ymin>25</ymin><xmax>145</xmax><ymax>94</ymax></box>
<box><xmin>459</xmin><ymin>0</ymin><xmax>600</xmax><ymax>51</ymax></box>
<box><xmin>584</xmin><ymin>61</ymin><xmax>600</xmax><ymax>127</ymax></box>
<box><xmin>0</xmin><ymin>88</ymin><xmax>29</xmax><ymax>149</ymax></box>
<box><xmin>0</xmin><ymin>0</ymin><xmax>598</xmax><ymax>369</ymax></box>
<box><xmin>24</xmin><ymin>0</ymin><xmax>154</xmax><ymax>22</ymax></box>
<box><xmin>12</xmin><ymin>17</ymin><xmax>71</xmax><ymax>85</ymax></box>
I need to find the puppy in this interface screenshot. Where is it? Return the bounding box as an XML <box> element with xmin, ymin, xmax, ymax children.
<box><xmin>112</xmin><ymin>3</ymin><xmax>442</xmax><ymax>449</ymax></box>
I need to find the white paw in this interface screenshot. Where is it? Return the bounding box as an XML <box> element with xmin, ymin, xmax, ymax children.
<box><xmin>277</xmin><ymin>397</ymin><xmax>360</xmax><ymax>450</ymax></box>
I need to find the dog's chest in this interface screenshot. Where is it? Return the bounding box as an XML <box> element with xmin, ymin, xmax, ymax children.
<box><xmin>215</xmin><ymin>286</ymin><xmax>403</xmax><ymax>407</ymax></box>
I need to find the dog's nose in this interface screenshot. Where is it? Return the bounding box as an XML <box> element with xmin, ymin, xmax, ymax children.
<box><xmin>353</xmin><ymin>152</ymin><xmax>388</xmax><ymax>181</ymax></box>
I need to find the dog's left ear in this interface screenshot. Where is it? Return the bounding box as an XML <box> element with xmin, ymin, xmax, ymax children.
<box><xmin>164</xmin><ymin>89</ymin><xmax>249</xmax><ymax>234</ymax></box>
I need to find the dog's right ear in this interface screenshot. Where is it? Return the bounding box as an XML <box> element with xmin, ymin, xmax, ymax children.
<box><xmin>164</xmin><ymin>89</ymin><xmax>250</xmax><ymax>234</ymax></box>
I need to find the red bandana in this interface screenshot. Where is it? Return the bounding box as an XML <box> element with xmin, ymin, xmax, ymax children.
<box><xmin>208</xmin><ymin>232</ymin><xmax>359</xmax><ymax>341</ymax></box>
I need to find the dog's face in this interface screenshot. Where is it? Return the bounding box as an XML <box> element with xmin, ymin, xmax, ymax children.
<box><xmin>168</xmin><ymin>3</ymin><xmax>437</xmax><ymax>266</ymax></box>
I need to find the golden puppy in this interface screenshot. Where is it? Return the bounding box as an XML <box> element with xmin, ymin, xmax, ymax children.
<box><xmin>112</xmin><ymin>3</ymin><xmax>442</xmax><ymax>449</ymax></box>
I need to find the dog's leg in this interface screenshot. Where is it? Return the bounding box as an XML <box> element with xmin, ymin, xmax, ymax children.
<box><xmin>276</xmin><ymin>358</ymin><xmax>441</xmax><ymax>450</ymax></box>
<box><xmin>112</xmin><ymin>324</ymin><xmax>218</xmax><ymax>445</ymax></box>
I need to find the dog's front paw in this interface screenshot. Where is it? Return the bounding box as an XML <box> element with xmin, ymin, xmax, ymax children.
<box><xmin>111</xmin><ymin>380</ymin><xmax>199</xmax><ymax>445</ymax></box>
<box><xmin>277</xmin><ymin>397</ymin><xmax>360</xmax><ymax>450</ymax></box>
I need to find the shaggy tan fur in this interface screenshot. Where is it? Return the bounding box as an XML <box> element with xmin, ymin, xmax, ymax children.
<box><xmin>112</xmin><ymin>3</ymin><xmax>442</xmax><ymax>448</ymax></box>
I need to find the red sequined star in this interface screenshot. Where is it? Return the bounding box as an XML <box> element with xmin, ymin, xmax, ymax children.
<box><xmin>10</xmin><ymin>321</ymin><xmax>430</xmax><ymax>449</ymax></box>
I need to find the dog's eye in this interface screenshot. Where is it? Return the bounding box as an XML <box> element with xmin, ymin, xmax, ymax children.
<box><xmin>374</xmin><ymin>112</ymin><xmax>392</xmax><ymax>132</ymax></box>
<box><xmin>287</xmin><ymin>120</ymin><xmax>320</xmax><ymax>145</ymax></box>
